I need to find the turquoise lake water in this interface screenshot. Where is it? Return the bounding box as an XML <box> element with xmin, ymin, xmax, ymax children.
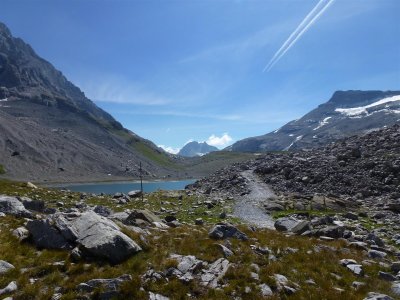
<box><xmin>54</xmin><ymin>179</ymin><xmax>196</xmax><ymax>195</ymax></box>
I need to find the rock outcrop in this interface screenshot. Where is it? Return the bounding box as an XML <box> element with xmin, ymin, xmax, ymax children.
<box><xmin>27</xmin><ymin>211</ymin><xmax>141</xmax><ymax>263</ymax></box>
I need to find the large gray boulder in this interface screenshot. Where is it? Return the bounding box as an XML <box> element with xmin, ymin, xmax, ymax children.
<box><xmin>208</xmin><ymin>224</ymin><xmax>248</xmax><ymax>241</ymax></box>
<box><xmin>291</xmin><ymin>220</ymin><xmax>311</xmax><ymax>235</ymax></box>
<box><xmin>27</xmin><ymin>217</ymin><xmax>75</xmax><ymax>249</ymax></box>
<box><xmin>73</xmin><ymin>212</ymin><xmax>141</xmax><ymax>264</ymax></box>
<box><xmin>27</xmin><ymin>211</ymin><xmax>141</xmax><ymax>263</ymax></box>
<box><xmin>0</xmin><ymin>195</ymin><xmax>32</xmax><ymax>217</ymax></box>
<box><xmin>274</xmin><ymin>217</ymin><xmax>300</xmax><ymax>232</ymax></box>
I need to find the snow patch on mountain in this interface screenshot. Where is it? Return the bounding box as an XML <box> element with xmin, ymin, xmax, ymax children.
<box><xmin>335</xmin><ymin>95</ymin><xmax>400</xmax><ymax>117</ymax></box>
<box><xmin>313</xmin><ymin>116</ymin><xmax>332</xmax><ymax>131</ymax></box>
<box><xmin>284</xmin><ymin>135</ymin><xmax>303</xmax><ymax>151</ymax></box>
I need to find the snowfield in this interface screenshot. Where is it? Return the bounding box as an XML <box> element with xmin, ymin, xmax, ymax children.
<box><xmin>335</xmin><ymin>95</ymin><xmax>400</xmax><ymax>117</ymax></box>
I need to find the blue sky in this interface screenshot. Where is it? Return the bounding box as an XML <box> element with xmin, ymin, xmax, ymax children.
<box><xmin>1</xmin><ymin>0</ymin><xmax>399</xmax><ymax>152</ymax></box>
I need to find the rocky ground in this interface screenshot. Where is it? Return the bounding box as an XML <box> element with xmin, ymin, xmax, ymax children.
<box><xmin>0</xmin><ymin>177</ymin><xmax>398</xmax><ymax>299</ymax></box>
<box><xmin>0</xmin><ymin>125</ymin><xmax>399</xmax><ymax>299</ymax></box>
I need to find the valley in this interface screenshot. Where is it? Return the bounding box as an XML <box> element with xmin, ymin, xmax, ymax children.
<box><xmin>0</xmin><ymin>6</ymin><xmax>399</xmax><ymax>299</ymax></box>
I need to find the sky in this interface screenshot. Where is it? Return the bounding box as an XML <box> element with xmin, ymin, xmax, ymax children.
<box><xmin>1</xmin><ymin>0</ymin><xmax>399</xmax><ymax>153</ymax></box>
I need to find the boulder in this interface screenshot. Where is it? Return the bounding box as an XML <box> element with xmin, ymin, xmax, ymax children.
<box><xmin>391</xmin><ymin>262</ymin><xmax>400</xmax><ymax>273</ymax></box>
<box><xmin>128</xmin><ymin>190</ymin><xmax>142</xmax><ymax>198</ymax></box>
<box><xmin>363</xmin><ymin>292</ymin><xmax>393</xmax><ymax>300</ymax></box>
<box><xmin>392</xmin><ymin>282</ymin><xmax>400</xmax><ymax>297</ymax></box>
<box><xmin>0</xmin><ymin>281</ymin><xmax>17</xmax><ymax>296</ymax></box>
<box><xmin>264</xmin><ymin>202</ymin><xmax>284</xmax><ymax>211</ymax></box>
<box><xmin>0</xmin><ymin>195</ymin><xmax>32</xmax><ymax>217</ymax></box>
<box><xmin>365</xmin><ymin>233</ymin><xmax>385</xmax><ymax>247</ymax></box>
<box><xmin>378</xmin><ymin>271</ymin><xmax>396</xmax><ymax>282</ymax></box>
<box><xmin>195</xmin><ymin>218</ymin><xmax>204</xmax><ymax>225</ymax></box>
<box><xmin>169</xmin><ymin>254</ymin><xmax>205</xmax><ymax>283</ymax></box>
<box><xmin>0</xmin><ymin>261</ymin><xmax>15</xmax><ymax>275</ymax></box>
<box><xmin>71</xmin><ymin>212</ymin><xmax>142</xmax><ymax>263</ymax></box>
<box><xmin>259</xmin><ymin>283</ymin><xmax>273</xmax><ymax>297</ymax></box>
<box><xmin>27</xmin><ymin>217</ymin><xmax>74</xmax><ymax>249</ymax></box>
<box><xmin>308</xmin><ymin>226</ymin><xmax>345</xmax><ymax>239</ymax></box>
<box><xmin>346</xmin><ymin>264</ymin><xmax>364</xmax><ymax>276</ymax></box>
<box><xmin>77</xmin><ymin>274</ymin><xmax>131</xmax><ymax>299</ymax></box>
<box><xmin>216</xmin><ymin>244</ymin><xmax>234</xmax><ymax>257</ymax></box>
<box><xmin>200</xmin><ymin>258</ymin><xmax>230</xmax><ymax>288</ymax></box>
<box><xmin>125</xmin><ymin>209</ymin><xmax>163</xmax><ymax>225</ymax></box>
<box><xmin>291</xmin><ymin>220</ymin><xmax>311</xmax><ymax>235</ymax></box>
<box><xmin>12</xmin><ymin>226</ymin><xmax>29</xmax><ymax>241</ymax></box>
<box><xmin>368</xmin><ymin>250</ymin><xmax>387</xmax><ymax>259</ymax></box>
<box><xmin>208</xmin><ymin>224</ymin><xmax>248</xmax><ymax>241</ymax></box>
<box><xmin>340</xmin><ymin>259</ymin><xmax>357</xmax><ymax>266</ymax></box>
<box><xmin>93</xmin><ymin>205</ymin><xmax>113</xmax><ymax>217</ymax></box>
<box><xmin>274</xmin><ymin>217</ymin><xmax>300</xmax><ymax>232</ymax></box>
<box><xmin>27</xmin><ymin>211</ymin><xmax>141</xmax><ymax>263</ymax></box>
<box><xmin>27</xmin><ymin>182</ymin><xmax>38</xmax><ymax>189</ymax></box>
<box><xmin>20</xmin><ymin>197</ymin><xmax>45</xmax><ymax>212</ymax></box>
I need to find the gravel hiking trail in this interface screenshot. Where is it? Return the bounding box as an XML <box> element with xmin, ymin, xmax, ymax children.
<box><xmin>233</xmin><ymin>170</ymin><xmax>276</xmax><ymax>229</ymax></box>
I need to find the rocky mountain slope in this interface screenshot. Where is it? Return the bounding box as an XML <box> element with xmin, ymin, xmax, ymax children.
<box><xmin>0</xmin><ymin>22</ymin><xmax>180</xmax><ymax>182</ymax></box>
<box><xmin>190</xmin><ymin>124</ymin><xmax>400</xmax><ymax>203</ymax></box>
<box><xmin>178</xmin><ymin>141</ymin><xmax>218</xmax><ymax>157</ymax></box>
<box><xmin>228</xmin><ymin>90</ymin><xmax>400</xmax><ymax>152</ymax></box>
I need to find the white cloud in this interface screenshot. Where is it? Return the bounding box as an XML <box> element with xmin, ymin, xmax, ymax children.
<box><xmin>158</xmin><ymin>145</ymin><xmax>180</xmax><ymax>155</ymax></box>
<box><xmin>78</xmin><ymin>75</ymin><xmax>170</xmax><ymax>105</ymax></box>
<box><xmin>116</xmin><ymin>109</ymin><xmax>242</xmax><ymax>121</ymax></box>
<box><xmin>206</xmin><ymin>133</ymin><xmax>233</xmax><ymax>148</ymax></box>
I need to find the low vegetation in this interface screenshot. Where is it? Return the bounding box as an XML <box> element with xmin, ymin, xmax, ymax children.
<box><xmin>0</xmin><ymin>180</ymin><xmax>398</xmax><ymax>299</ymax></box>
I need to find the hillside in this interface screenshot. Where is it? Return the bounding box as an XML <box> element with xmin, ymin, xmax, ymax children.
<box><xmin>0</xmin><ymin>22</ymin><xmax>182</xmax><ymax>182</ymax></box>
<box><xmin>228</xmin><ymin>90</ymin><xmax>400</xmax><ymax>152</ymax></box>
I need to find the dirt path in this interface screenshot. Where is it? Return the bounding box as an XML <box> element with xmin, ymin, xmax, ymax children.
<box><xmin>233</xmin><ymin>170</ymin><xmax>276</xmax><ymax>229</ymax></box>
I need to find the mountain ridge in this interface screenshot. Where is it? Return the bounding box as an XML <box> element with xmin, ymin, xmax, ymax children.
<box><xmin>227</xmin><ymin>90</ymin><xmax>400</xmax><ymax>152</ymax></box>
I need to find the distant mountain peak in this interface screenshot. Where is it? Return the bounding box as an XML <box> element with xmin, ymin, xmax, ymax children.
<box><xmin>178</xmin><ymin>141</ymin><xmax>218</xmax><ymax>157</ymax></box>
<box><xmin>228</xmin><ymin>90</ymin><xmax>400</xmax><ymax>153</ymax></box>
<box><xmin>0</xmin><ymin>22</ymin><xmax>11</xmax><ymax>36</ymax></box>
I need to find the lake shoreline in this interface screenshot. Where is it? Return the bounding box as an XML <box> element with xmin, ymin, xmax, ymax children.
<box><xmin>46</xmin><ymin>179</ymin><xmax>197</xmax><ymax>194</ymax></box>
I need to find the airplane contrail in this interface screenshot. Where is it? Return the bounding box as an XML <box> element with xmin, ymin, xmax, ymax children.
<box><xmin>263</xmin><ymin>0</ymin><xmax>335</xmax><ymax>72</ymax></box>
<box><xmin>263</xmin><ymin>0</ymin><xmax>327</xmax><ymax>72</ymax></box>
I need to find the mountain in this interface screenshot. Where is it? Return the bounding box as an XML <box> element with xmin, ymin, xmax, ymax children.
<box><xmin>0</xmin><ymin>22</ymin><xmax>180</xmax><ymax>182</ymax></box>
<box><xmin>178</xmin><ymin>141</ymin><xmax>218</xmax><ymax>157</ymax></box>
<box><xmin>228</xmin><ymin>90</ymin><xmax>400</xmax><ymax>152</ymax></box>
